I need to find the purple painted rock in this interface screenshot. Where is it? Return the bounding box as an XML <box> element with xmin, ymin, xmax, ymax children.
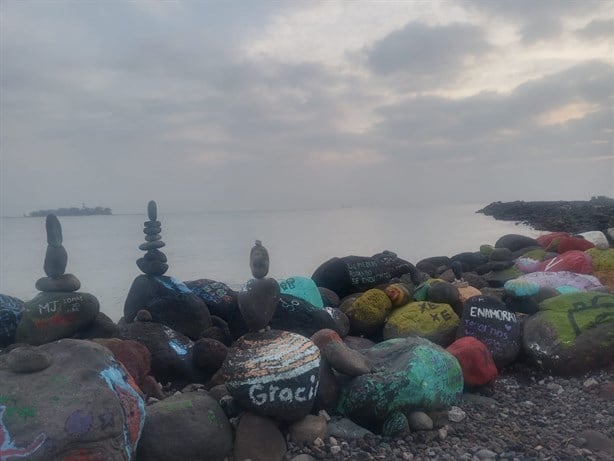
<box><xmin>457</xmin><ymin>295</ymin><xmax>521</xmax><ymax>368</ymax></box>
<box><xmin>0</xmin><ymin>294</ymin><xmax>25</xmax><ymax>347</ymax></box>
<box><xmin>15</xmin><ymin>292</ymin><xmax>100</xmax><ymax>346</ymax></box>
<box><xmin>238</xmin><ymin>277</ymin><xmax>280</xmax><ymax>332</ymax></box>
<box><xmin>0</xmin><ymin>339</ymin><xmax>146</xmax><ymax>461</ymax></box>
<box><xmin>221</xmin><ymin>330</ymin><xmax>321</xmax><ymax>421</ymax></box>
<box><xmin>124</xmin><ymin>274</ymin><xmax>211</xmax><ymax>340</ymax></box>
<box><xmin>35</xmin><ymin>274</ymin><xmax>81</xmax><ymax>292</ymax></box>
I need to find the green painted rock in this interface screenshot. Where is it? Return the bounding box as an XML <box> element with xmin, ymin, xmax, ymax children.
<box><xmin>16</xmin><ymin>292</ymin><xmax>100</xmax><ymax>345</ymax></box>
<box><xmin>585</xmin><ymin>248</ymin><xmax>614</xmax><ymax>271</ymax></box>
<box><xmin>483</xmin><ymin>266</ymin><xmax>522</xmax><ymax>288</ymax></box>
<box><xmin>523</xmin><ymin>292</ymin><xmax>614</xmax><ymax>375</ymax></box>
<box><xmin>383</xmin><ymin>301</ymin><xmax>459</xmax><ymax>346</ymax></box>
<box><xmin>340</xmin><ymin>289</ymin><xmax>392</xmax><ymax>337</ymax></box>
<box><xmin>0</xmin><ymin>339</ymin><xmax>146</xmax><ymax>460</ymax></box>
<box><xmin>337</xmin><ymin>337</ymin><xmax>463</xmax><ymax>429</ymax></box>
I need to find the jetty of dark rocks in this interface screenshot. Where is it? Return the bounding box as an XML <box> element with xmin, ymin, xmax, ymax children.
<box><xmin>0</xmin><ymin>201</ymin><xmax>613</xmax><ymax>461</ymax></box>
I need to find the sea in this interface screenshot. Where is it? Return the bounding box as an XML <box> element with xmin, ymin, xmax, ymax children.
<box><xmin>0</xmin><ymin>204</ymin><xmax>541</xmax><ymax>321</ymax></box>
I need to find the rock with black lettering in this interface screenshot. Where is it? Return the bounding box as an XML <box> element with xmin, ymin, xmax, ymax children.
<box><xmin>457</xmin><ymin>295</ymin><xmax>521</xmax><ymax>368</ymax></box>
<box><xmin>523</xmin><ymin>292</ymin><xmax>614</xmax><ymax>375</ymax></box>
<box><xmin>15</xmin><ymin>292</ymin><xmax>99</xmax><ymax>346</ymax></box>
<box><xmin>383</xmin><ymin>301</ymin><xmax>460</xmax><ymax>347</ymax></box>
<box><xmin>269</xmin><ymin>294</ymin><xmax>341</xmax><ymax>338</ymax></box>
<box><xmin>312</xmin><ymin>251</ymin><xmax>417</xmax><ymax>299</ymax></box>
<box><xmin>124</xmin><ymin>274</ymin><xmax>211</xmax><ymax>340</ymax></box>
<box><xmin>221</xmin><ymin>329</ymin><xmax>321</xmax><ymax>421</ymax></box>
<box><xmin>337</xmin><ymin>336</ymin><xmax>463</xmax><ymax>431</ymax></box>
<box><xmin>0</xmin><ymin>339</ymin><xmax>146</xmax><ymax>461</ymax></box>
<box><xmin>0</xmin><ymin>294</ymin><xmax>25</xmax><ymax>347</ymax></box>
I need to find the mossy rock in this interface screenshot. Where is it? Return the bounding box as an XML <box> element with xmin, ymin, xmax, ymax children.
<box><xmin>522</xmin><ymin>248</ymin><xmax>547</xmax><ymax>261</ymax></box>
<box><xmin>383</xmin><ymin>301</ymin><xmax>459</xmax><ymax>346</ymax></box>
<box><xmin>585</xmin><ymin>248</ymin><xmax>614</xmax><ymax>271</ymax></box>
<box><xmin>342</xmin><ymin>289</ymin><xmax>392</xmax><ymax>337</ymax></box>
<box><xmin>479</xmin><ymin>244</ymin><xmax>494</xmax><ymax>256</ymax></box>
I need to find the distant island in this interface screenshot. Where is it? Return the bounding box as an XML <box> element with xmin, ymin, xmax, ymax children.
<box><xmin>27</xmin><ymin>205</ymin><xmax>112</xmax><ymax>217</ymax></box>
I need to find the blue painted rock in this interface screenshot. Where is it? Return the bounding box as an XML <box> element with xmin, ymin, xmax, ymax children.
<box><xmin>312</xmin><ymin>251</ymin><xmax>416</xmax><ymax>299</ymax></box>
<box><xmin>0</xmin><ymin>294</ymin><xmax>25</xmax><ymax>347</ymax></box>
<box><xmin>457</xmin><ymin>295</ymin><xmax>521</xmax><ymax>368</ymax></box>
<box><xmin>340</xmin><ymin>288</ymin><xmax>393</xmax><ymax>337</ymax></box>
<box><xmin>279</xmin><ymin>276</ymin><xmax>324</xmax><ymax>308</ymax></box>
<box><xmin>337</xmin><ymin>337</ymin><xmax>463</xmax><ymax>430</ymax></box>
<box><xmin>124</xmin><ymin>275</ymin><xmax>211</xmax><ymax>340</ymax></box>
<box><xmin>0</xmin><ymin>339</ymin><xmax>146</xmax><ymax>460</ymax></box>
<box><xmin>15</xmin><ymin>292</ymin><xmax>99</xmax><ymax>346</ymax></box>
<box><xmin>185</xmin><ymin>279</ymin><xmax>246</xmax><ymax>339</ymax></box>
<box><xmin>238</xmin><ymin>277</ymin><xmax>280</xmax><ymax>332</ymax></box>
<box><xmin>221</xmin><ymin>329</ymin><xmax>321</xmax><ymax>421</ymax></box>
<box><xmin>269</xmin><ymin>294</ymin><xmax>341</xmax><ymax>338</ymax></box>
<box><xmin>383</xmin><ymin>301</ymin><xmax>459</xmax><ymax>346</ymax></box>
<box><xmin>137</xmin><ymin>393</ymin><xmax>232</xmax><ymax>461</ymax></box>
<box><xmin>495</xmin><ymin>234</ymin><xmax>540</xmax><ymax>253</ymax></box>
<box><xmin>522</xmin><ymin>292</ymin><xmax>614</xmax><ymax>375</ymax></box>
<box><xmin>446</xmin><ymin>336</ymin><xmax>498</xmax><ymax>386</ymax></box>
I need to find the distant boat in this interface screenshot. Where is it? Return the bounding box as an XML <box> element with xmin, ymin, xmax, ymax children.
<box><xmin>27</xmin><ymin>204</ymin><xmax>112</xmax><ymax>217</ymax></box>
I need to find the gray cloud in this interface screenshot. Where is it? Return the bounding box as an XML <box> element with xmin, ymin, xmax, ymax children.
<box><xmin>576</xmin><ymin>18</ymin><xmax>614</xmax><ymax>40</ymax></box>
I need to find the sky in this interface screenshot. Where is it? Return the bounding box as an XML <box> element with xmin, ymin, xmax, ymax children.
<box><xmin>1</xmin><ymin>0</ymin><xmax>612</xmax><ymax>217</ymax></box>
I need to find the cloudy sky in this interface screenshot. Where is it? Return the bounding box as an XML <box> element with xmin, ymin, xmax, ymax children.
<box><xmin>1</xmin><ymin>0</ymin><xmax>612</xmax><ymax>217</ymax></box>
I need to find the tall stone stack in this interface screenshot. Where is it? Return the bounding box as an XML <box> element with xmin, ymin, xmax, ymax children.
<box><xmin>136</xmin><ymin>201</ymin><xmax>168</xmax><ymax>276</ymax></box>
<box><xmin>15</xmin><ymin>214</ymin><xmax>100</xmax><ymax>345</ymax></box>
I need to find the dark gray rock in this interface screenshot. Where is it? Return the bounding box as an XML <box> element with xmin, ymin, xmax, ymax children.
<box><xmin>35</xmin><ymin>274</ymin><xmax>81</xmax><ymax>292</ymax></box>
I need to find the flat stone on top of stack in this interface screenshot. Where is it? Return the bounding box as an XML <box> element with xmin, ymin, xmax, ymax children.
<box><xmin>136</xmin><ymin>200</ymin><xmax>168</xmax><ymax>276</ymax></box>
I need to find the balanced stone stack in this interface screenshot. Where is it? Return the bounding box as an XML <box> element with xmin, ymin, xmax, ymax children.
<box><xmin>136</xmin><ymin>200</ymin><xmax>168</xmax><ymax>276</ymax></box>
<box><xmin>15</xmin><ymin>215</ymin><xmax>100</xmax><ymax>345</ymax></box>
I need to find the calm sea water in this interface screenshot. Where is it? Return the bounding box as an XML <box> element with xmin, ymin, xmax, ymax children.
<box><xmin>0</xmin><ymin>204</ymin><xmax>540</xmax><ymax>321</ymax></box>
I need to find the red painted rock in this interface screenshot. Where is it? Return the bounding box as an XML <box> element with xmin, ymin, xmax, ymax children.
<box><xmin>538</xmin><ymin>250</ymin><xmax>592</xmax><ymax>274</ymax></box>
<box><xmin>556</xmin><ymin>237</ymin><xmax>595</xmax><ymax>253</ymax></box>
<box><xmin>446</xmin><ymin>336</ymin><xmax>498</xmax><ymax>386</ymax></box>
<box><xmin>537</xmin><ymin>232</ymin><xmax>570</xmax><ymax>249</ymax></box>
<box><xmin>93</xmin><ymin>338</ymin><xmax>151</xmax><ymax>386</ymax></box>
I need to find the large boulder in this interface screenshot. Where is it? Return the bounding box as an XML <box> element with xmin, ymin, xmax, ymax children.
<box><xmin>337</xmin><ymin>337</ymin><xmax>463</xmax><ymax>430</ymax></box>
<box><xmin>312</xmin><ymin>251</ymin><xmax>416</xmax><ymax>299</ymax></box>
<box><xmin>221</xmin><ymin>329</ymin><xmax>321</xmax><ymax>421</ymax></box>
<box><xmin>15</xmin><ymin>292</ymin><xmax>99</xmax><ymax>345</ymax></box>
<box><xmin>495</xmin><ymin>234</ymin><xmax>539</xmax><ymax>253</ymax></box>
<box><xmin>0</xmin><ymin>294</ymin><xmax>25</xmax><ymax>347</ymax></box>
<box><xmin>137</xmin><ymin>392</ymin><xmax>232</xmax><ymax>461</ymax></box>
<box><xmin>0</xmin><ymin>339</ymin><xmax>145</xmax><ymax>460</ymax></box>
<box><xmin>523</xmin><ymin>292</ymin><xmax>614</xmax><ymax>375</ymax></box>
<box><xmin>457</xmin><ymin>295</ymin><xmax>522</xmax><ymax>368</ymax></box>
<box><xmin>124</xmin><ymin>275</ymin><xmax>211</xmax><ymax>340</ymax></box>
<box><xmin>382</xmin><ymin>301</ymin><xmax>459</xmax><ymax>346</ymax></box>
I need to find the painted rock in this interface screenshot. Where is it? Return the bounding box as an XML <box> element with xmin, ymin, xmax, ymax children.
<box><xmin>337</xmin><ymin>337</ymin><xmax>463</xmax><ymax>429</ymax></box>
<box><xmin>270</xmin><ymin>294</ymin><xmax>341</xmax><ymax>338</ymax></box>
<box><xmin>556</xmin><ymin>237</ymin><xmax>594</xmax><ymax>253</ymax></box>
<box><xmin>503</xmin><ymin>278</ymin><xmax>541</xmax><ymax>297</ymax></box>
<box><xmin>383</xmin><ymin>301</ymin><xmax>459</xmax><ymax>346</ymax></box>
<box><xmin>483</xmin><ymin>266</ymin><xmax>523</xmax><ymax>288</ymax></box>
<box><xmin>312</xmin><ymin>251</ymin><xmax>416</xmax><ymax>299</ymax></box>
<box><xmin>578</xmin><ymin>231</ymin><xmax>610</xmax><ymax>250</ymax></box>
<box><xmin>594</xmin><ymin>271</ymin><xmax>614</xmax><ymax>292</ymax></box>
<box><xmin>538</xmin><ymin>250</ymin><xmax>592</xmax><ymax>274</ymax></box>
<box><xmin>495</xmin><ymin>234</ymin><xmax>539</xmax><ymax>253</ymax></box>
<box><xmin>92</xmin><ymin>338</ymin><xmax>151</xmax><ymax>388</ymax></box>
<box><xmin>384</xmin><ymin>283</ymin><xmax>413</xmax><ymax>307</ymax></box>
<box><xmin>446</xmin><ymin>336</ymin><xmax>498</xmax><ymax>386</ymax></box>
<box><xmin>124</xmin><ymin>275</ymin><xmax>211</xmax><ymax>340</ymax></box>
<box><xmin>137</xmin><ymin>393</ymin><xmax>232</xmax><ymax>461</ymax></box>
<box><xmin>455</xmin><ymin>284</ymin><xmax>482</xmax><ymax>308</ymax></box>
<box><xmin>457</xmin><ymin>295</ymin><xmax>521</xmax><ymax>368</ymax></box>
<box><xmin>0</xmin><ymin>294</ymin><xmax>25</xmax><ymax>347</ymax></box>
<box><xmin>238</xmin><ymin>277</ymin><xmax>280</xmax><ymax>332</ymax></box>
<box><xmin>427</xmin><ymin>281</ymin><xmax>460</xmax><ymax>307</ymax></box>
<box><xmin>523</xmin><ymin>292</ymin><xmax>614</xmax><ymax>375</ymax></box>
<box><xmin>537</xmin><ymin>232</ymin><xmax>570</xmax><ymax>249</ymax></box>
<box><xmin>221</xmin><ymin>329</ymin><xmax>321</xmax><ymax>421</ymax></box>
<box><xmin>0</xmin><ymin>339</ymin><xmax>145</xmax><ymax>460</ymax></box>
<box><xmin>514</xmin><ymin>257</ymin><xmax>543</xmax><ymax>273</ymax></box>
<box><xmin>585</xmin><ymin>248</ymin><xmax>614</xmax><ymax>271</ymax></box>
<box><xmin>340</xmin><ymin>288</ymin><xmax>393</xmax><ymax>337</ymax></box>
<box><xmin>518</xmin><ymin>271</ymin><xmax>605</xmax><ymax>292</ymax></box>
<box><xmin>15</xmin><ymin>292</ymin><xmax>99</xmax><ymax>346</ymax></box>
<box><xmin>35</xmin><ymin>274</ymin><xmax>81</xmax><ymax>292</ymax></box>
<box><xmin>279</xmin><ymin>276</ymin><xmax>323</xmax><ymax>308</ymax></box>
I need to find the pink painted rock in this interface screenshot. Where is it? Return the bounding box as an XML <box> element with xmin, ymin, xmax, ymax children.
<box><xmin>538</xmin><ymin>250</ymin><xmax>592</xmax><ymax>274</ymax></box>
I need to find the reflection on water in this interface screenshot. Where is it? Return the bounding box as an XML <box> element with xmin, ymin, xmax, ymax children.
<box><xmin>0</xmin><ymin>205</ymin><xmax>540</xmax><ymax>321</ymax></box>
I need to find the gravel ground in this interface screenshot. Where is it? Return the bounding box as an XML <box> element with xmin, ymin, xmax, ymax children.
<box><xmin>283</xmin><ymin>361</ymin><xmax>614</xmax><ymax>461</ymax></box>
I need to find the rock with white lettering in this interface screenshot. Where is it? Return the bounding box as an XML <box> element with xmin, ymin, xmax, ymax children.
<box><xmin>312</xmin><ymin>251</ymin><xmax>417</xmax><ymax>299</ymax></box>
<box><xmin>124</xmin><ymin>274</ymin><xmax>211</xmax><ymax>340</ymax></box>
<box><xmin>269</xmin><ymin>294</ymin><xmax>341</xmax><ymax>338</ymax></box>
<box><xmin>15</xmin><ymin>292</ymin><xmax>100</xmax><ymax>346</ymax></box>
<box><xmin>337</xmin><ymin>337</ymin><xmax>463</xmax><ymax>431</ymax></box>
<box><xmin>523</xmin><ymin>292</ymin><xmax>614</xmax><ymax>375</ymax></box>
<box><xmin>0</xmin><ymin>339</ymin><xmax>146</xmax><ymax>460</ymax></box>
<box><xmin>0</xmin><ymin>294</ymin><xmax>25</xmax><ymax>347</ymax></box>
<box><xmin>383</xmin><ymin>301</ymin><xmax>459</xmax><ymax>347</ymax></box>
<box><xmin>457</xmin><ymin>295</ymin><xmax>521</xmax><ymax>368</ymax></box>
<box><xmin>221</xmin><ymin>329</ymin><xmax>321</xmax><ymax>421</ymax></box>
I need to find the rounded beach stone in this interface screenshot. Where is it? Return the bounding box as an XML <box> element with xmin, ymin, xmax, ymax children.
<box><xmin>35</xmin><ymin>273</ymin><xmax>81</xmax><ymax>292</ymax></box>
<box><xmin>143</xmin><ymin>226</ymin><xmax>162</xmax><ymax>235</ymax></box>
<box><xmin>270</xmin><ymin>294</ymin><xmax>340</xmax><ymax>338</ymax></box>
<box><xmin>238</xmin><ymin>277</ymin><xmax>280</xmax><ymax>331</ymax></box>
<box><xmin>43</xmin><ymin>244</ymin><xmax>68</xmax><ymax>278</ymax></box>
<box><xmin>288</xmin><ymin>414</ymin><xmax>328</xmax><ymax>445</ymax></box>
<box><xmin>279</xmin><ymin>276</ymin><xmax>323</xmax><ymax>308</ymax></box>
<box><xmin>93</xmin><ymin>338</ymin><xmax>151</xmax><ymax>386</ymax></box>
<box><xmin>250</xmin><ymin>240</ymin><xmax>270</xmax><ymax>279</ymax></box>
<box><xmin>341</xmin><ymin>288</ymin><xmax>392</xmax><ymax>337</ymax></box>
<box><xmin>427</xmin><ymin>281</ymin><xmax>460</xmax><ymax>306</ymax></box>
<box><xmin>143</xmin><ymin>249</ymin><xmax>167</xmax><ymax>262</ymax></box>
<box><xmin>495</xmin><ymin>234</ymin><xmax>539</xmax><ymax>252</ymax></box>
<box><xmin>234</xmin><ymin>412</ymin><xmax>287</xmax><ymax>461</ymax></box>
<box><xmin>45</xmin><ymin>213</ymin><xmax>63</xmax><ymax>247</ymax></box>
<box><xmin>538</xmin><ymin>250</ymin><xmax>592</xmax><ymax>274</ymax></box>
<box><xmin>383</xmin><ymin>301</ymin><xmax>459</xmax><ymax>346</ymax></box>
<box><xmin>145</xmin><ymin>234</ymin><xmax>162</xmax><ymax>242</ymax></box>
<box><xmin>586</xmin><ymin>248</ymin><xmax>614</xmax><ymax>271</ymax></box>
<box><xmin>311</xmin><ymin>329</ymin><xmax>372</xmax><ymax>376</ymax></box>
<box><xmin>139</xmin><ymin>240</ymin><xmax>165</xmax><ymax>251</ymax></box>
<box><xmin>136</xmin><ymin>257</ymin><xmax>169</xmax><ymax>276</ymax></box>
<box><xmin>192</xmin><ymin>337</ymin><xmax>228</xmax><ymax>372</ymax></box>
<box><xmin>144</xmin><ymin>220</ymin><xmax>161</xmax><ymax>228</ymax></box>
<box><xmin>221</xmin><ymin>329</ymin><xmax>321</xmax><ymax>421</ymax></box>
<box><xmin>0</xmin><ymin>294</ymin><xmax>25</xmax><ymax>347</ymax></box>
<box><xmin>7</xmin><ymin>346</ymin><xmax>52</xmax><ymax>373</ymax></box>
<box><xmin>384</xmin><ymin>283</ymin><xmax>412</xmax><ymax>307</ymax></box>
<box><xmin>148</xmin><ymin>200</ymin><xmax>157</xmax><ymax>221</ymax></box>
<box><xmin>319</xmin><ymin>287</ymin><xmax>340</xmax><ymax>308</ymax></box>
<box><xmin>578</xmin><ymin>231</ymin><xmax>610</xmax><ymax>250</ymax></box>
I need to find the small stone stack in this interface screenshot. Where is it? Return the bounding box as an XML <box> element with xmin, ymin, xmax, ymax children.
<box><xmin>136</xmin><ymin>200</ymin><xmax>168</xmax><ymax>276</ymax></box>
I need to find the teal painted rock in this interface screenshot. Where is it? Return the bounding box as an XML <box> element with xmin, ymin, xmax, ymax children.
<box><xmin>278</xmin><ymin>276</ymin><xmax>323</xmax><ymax>308</ymax></box>
<box><xmin>522</xmin><ymin>292</ymin><xmax>614</xmax><ymax>375</ymax></box>
<box><xmin>383</xmin><ymin>301</ymin><xmax>459</xmax><ymax>347</ymax></box>
<box><xmin>337</xmin><ymin>337</ymin><xmax>463</xmax><ymax>429</ymax></box>
<box><xmin>16</xmin><ymin>292</ymin><xmax>100</xmax><ymax>345</ymax></box>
